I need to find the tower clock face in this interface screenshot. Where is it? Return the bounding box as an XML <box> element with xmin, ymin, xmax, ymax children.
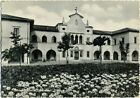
<box><xmin>75</xmin><ymin>19</ymin><xmax>78</xmax><ymax>25</ymax></box>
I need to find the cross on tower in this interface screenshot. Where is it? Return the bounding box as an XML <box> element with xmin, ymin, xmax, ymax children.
<box><xmin>75</xmin><ymin>7</ymin><xmax>78</xmax><ymax>13</ymax></box>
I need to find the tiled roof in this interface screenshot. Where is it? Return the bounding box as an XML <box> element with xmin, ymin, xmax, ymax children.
<box><xmin>69</xmin><ymin>13</ymin><xmax>83</xmax><ymax>18</ymax></box>
<box><xmin>112</xmin><ymin>28</ymin><xmax>139</xmax><ymax>35</ymax></box>
<box><xmin>2</xmin><ymin>14</ymin><xmax>34</xmax><ymax>22</ymax></box>
<box><xmin>55</xmin><ymin>23</ymin><xmax>67</xmax><ymax>27</ymax></box>
<box><xmin>93</xmin><ymin>28</ymin><xmax>139</xmax><ymax>36</ymax></box>
<box><xmin>33</xmin><ymin>25</ymin><xmax>59</xmax><ymax>32</ymax></box>
<box><xmin>93</xmin><ymin>30</ymin><xmax>112</xmax><ymax>35</ymax></box>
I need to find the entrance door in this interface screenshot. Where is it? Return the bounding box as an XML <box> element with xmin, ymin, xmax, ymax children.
<box><xmin>74</xmin><ymin>51</ymin><xmax>79</xmax><ymax>60</ymax></box>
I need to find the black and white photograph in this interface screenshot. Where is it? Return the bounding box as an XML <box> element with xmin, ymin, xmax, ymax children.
<box><xmin>1</xmin><ymin>0</ymin><xmax>139</xmax><ymax>97</ymax></box>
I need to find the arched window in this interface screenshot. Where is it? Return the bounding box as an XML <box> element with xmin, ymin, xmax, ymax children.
<box><xmin>132</xmin><ymin>51</ymin><xmax>138</xmax><ymax>61</ymax></box>
<box><xmin>94</xmin><ymin>51</ymin><xmax>100</xmax><ymax>60</ymax></box>
<box><xmin>104</xmin><ymin>51</ymin><xmax>110</xmax><ymax>60</ymax></box>
<box><xmin>75</xmin><ymin>35</ymin><xmax>78</xmax><ymax>44</ymax></box>
<box><xmin>52</xmin><ymin>36</ymin><xmax>57</xmax><ymax>43</ymax></box>
<box><xmin>113</xmin><ymin>51</ymin><xmax>118</xmax><ymax>60</ymax></box>
<box><xmin>42</xmin><ymin>36</ymin><xmax>47</xmax><ymax>42</ymax></box>
<box><xmin>79</xmin><ymin>35</ymin><xmax>83</xmax><ymax>44</ymax></box>
<box><xmin>71</xmin><ymin>35</ymin><xmax>74</xmax><ymax>44</ymax></box>
<box><xmin>107</xmin><ymin>39</ymin><xmax>111</xmax><ymax>45</ymax></box>
<box><xmin>32</xmin><ymin>35</ymin><xmax>37</xmax><ymax>43</ymax></box>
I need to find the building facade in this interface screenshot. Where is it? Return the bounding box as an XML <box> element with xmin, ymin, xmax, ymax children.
<box><xmin>1</xmin><ymin>11</ymin><xmax>139</xmax><ymax>64</ymax></box>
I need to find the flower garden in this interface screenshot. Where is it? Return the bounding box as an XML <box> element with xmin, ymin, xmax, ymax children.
<box><xmin>1</xmin><ymin>63</ymin><xmax>139</xmax><ymax>97</ymax></box>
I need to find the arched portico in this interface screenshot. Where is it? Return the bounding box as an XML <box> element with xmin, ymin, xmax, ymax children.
<box><xmin>46</xmin><ymin>50</ymin><xmax>56</xmax><ymax>61</ymax></box>
<box><xmin>94</xmin><ymin>51</ymin><xmax>100</xmax><ymax>60</ymax></box>
<box><xmin>32</xmin><ymin>49</ymin><xmax>42</xmax><ymax>61</ymax></box>
<box><xmin>104</xmin><ymin>51</ymin><xmax>110</xmax><ymax>60</ymax></box>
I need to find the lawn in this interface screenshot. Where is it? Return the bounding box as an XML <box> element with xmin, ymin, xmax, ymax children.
<box><xmin>1</xmin><ymin>63</ymin><xmax>139</xmax><ymax>97</ymax></box>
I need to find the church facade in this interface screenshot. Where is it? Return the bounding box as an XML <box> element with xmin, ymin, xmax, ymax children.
<box><xmin>1</xmin><ymin>10</ymin><xmax>139</xmax><ymax>64</ymax></box>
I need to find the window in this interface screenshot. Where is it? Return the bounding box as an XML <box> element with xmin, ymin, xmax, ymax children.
<box><xmin>42</xmin><ymin>36</ymin><xmax>47</xmax><ymax>42</ymax></box>
<box><xmin>134</xmin><ymin>37</ymin><xmax>137</xmax><ymax>44</ymax></box>
<box><xmin>70</xmin><ymin>51</ymin><xmax>73</xmax><ymax>57</ymax></box>
<box><xmin>32</xmin><ymin>35</ymin><xmax>37</xmax><ymax>43</ymax></box>
<box><xmin>114</xmin><ymin>38</ymin><xmax>116</xmax><ymax>45</ymax></box>
<box><xmin>75</xmin><ymin>35</ymin><xmax>78</xmax><ymax>44</ymax></box>
<box><xmin>122</xmin><ymin>37</ymin><xmax>124</xmax><ymax>44</ymax></box>
<box><xmin>107</xmin><ymin>39</ymin><xmax>110</xmax><ymax>45</ymax></box>
<box><xmin>62</xmin><ymin>28</ymin><xmax>65</xmax><ymax>30</ymax></box>
<box><xmin>79</xmin><ymin>35</ymin><xmax>82</xmax><ymax>44</ymax></box>
<box><xmin>13</xmin><ymin>27</ymin><xmax>19</xmax><ymax>35</ymax></box>
<box><xmin>80</xmin><ymin>50</ymin><xmax>83</xmax><ymax>57</ymax></box>
<box><xmin>52</xmin><ymin>36</ymin><xmax>57</xmax><ymax>43</ymax></box>
<box><xmin>87</xmin><ymin>30</ymin><xmax>89</xmax><ymax>32</ymax></box>
<box><xmin>62</xmin><ymin>51</ymin><xmax>65</xmax><ymax>58</ymax></box>
<box><xmin>71</xmin><ymin>35</ymin><xmax>74</xmax><ymax>44</ymax></box>
<box><xmin>87</xmin><ymin>51</ymin><xmax>90</xmax><ymax>57</ymax></box>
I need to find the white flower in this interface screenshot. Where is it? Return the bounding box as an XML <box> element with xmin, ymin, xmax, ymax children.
<box><xmin>95</xmin><ymin>85</ymin><xmax>100</xmax><ymax>89</ymax></box>
<box><xmin>99</xmin><ymin>90</ymin><xmax>103</xmax><ymax>94</ymax></box>
<box><xmin>83</xmin><ymin>75</ymin><xmax>89</xmax><ymax>79</ymax></box>
<box><xmin>123</xmin><ymin>82</ymin><xmax>127</xmax><ymax>85</ymax></box>
<box><xmin>44</xmin><ymin>89</ymin><xmax>51</xmax><ymax>92</ymax></box>
<box><xmin>8</xmin><ymin>91</ymin><xmax>14</xmax><ymax>96</ymax></box>
<box><xmin>29</xmin><ymin>86</ymin><xmax>35</xmax><ymax>90</ymax></box>
<box><xmin>28</xmin><ymin>92</ymin><xmax>34</xmax><ymax>96</ymax></box>
<box><xmin>31</xmin><ymin>81</ymin><xmax>38</xmax><ymax>85</ymax></box>
<box><xmin>100</xmin><ymin>81</ymin><xmax>105</xmax><ymax>85</ymax></box>
<box><xmin>42</xmin><ymin>92</ymin><xmax>47</xmax><ymax>97</ymax></box>
<box><xmin>112</xmin><ymin>84</ymin><xmax>116</xmax><ymax>87</ymax></box>
<box><xmin>132</xmin><ymin>83</ymin><xmax>136</xmax><ymax>86</ymax></box>
<box><xmin>25</xmin><ymin>82</ymin><xmax>29</xmax><ymax>87</ymax></box>
<box><xmin>90</xmin><ymin>84</ymin><xmax>94</xmax><ymax>88</ymax></box>
<box><xmin>68</xmin><ymin>91</ymin><xmax>73</xmax><ymax>95</ymax></box>
<box><xmin>85</xmin><ymin>82</ymin><xmax>90</xmax><ymax>86</ymax></box>
<box><xmin>117</xmin><ymin>82</ymin><xmax>121</xmax><ymax>85</ymax></box>
<box><xmin>84</xmin><ymin>88</ymin><xmax>89</xmax><ymax>91</ymax></box>
<box><xmin>121</xmin><ymin>74</ymin><xmax>127</xmax><ymax>78</ymax></box>
<box><xmin>42</xmin><ymin>84</ymin><xmax>47</xmax><ymax>87</ymax></box>
<box><xmin>126</xmin><ymin>85</ymin><xmax>129</xmax><ymax>88</ymax></box>
<box><xmin>16</xmin><ymin>93</ymin><xmax>21</xmax><ymax>97</ymax></box>
<box><xmin>6</xmin><ymin>86</ymin><xmax>11</xmax><ymax>90</ymax></box>
<box><xmin>92</xmin><ymin>88</ymin><xmax>98</xmax><ymax>93</ymax></box>
<box><xmin>41</xmin><ymin>75</ymin><xmax>46</xmax><ymax>80</ymax></box>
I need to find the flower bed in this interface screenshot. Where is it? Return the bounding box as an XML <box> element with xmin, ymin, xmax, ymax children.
<box><xmin>1</xmin><ymin>63</ymin><xmax>139</xmax><ymax>97</ymax></box>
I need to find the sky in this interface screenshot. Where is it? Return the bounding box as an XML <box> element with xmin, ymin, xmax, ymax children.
<box><xmin>2</xmin><ymin>1</ymin><xmax>139</xmax><ymax>31</ymax></box>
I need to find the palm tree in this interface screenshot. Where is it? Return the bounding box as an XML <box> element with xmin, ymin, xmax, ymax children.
<box><xmin>57</xmin><ymin>33</ymin><xmax>74</xmax><ymax>64</ymax></box>
<box><xmin>119</xmin><ymin>41</ymin><xmax>129</xmax><ymax>63</ymax></box>
<box><xmin>93</xmin><ymin>35</ymin><xmax>109</xmax><ymax>64</ymax></box>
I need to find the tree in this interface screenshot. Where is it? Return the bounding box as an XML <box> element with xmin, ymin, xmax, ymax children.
<box><xmin>57</xmin><ymin>33</ymin><xmax>74</xmax><ymax>64</ymax></box>
<box><xmin>93</xmin><ymin>35</ymin><xmax>109</xmax><ymax>64</ymax></box>
<box><xmin>2</xmin><ymin>32</ymin><xmax>33</xmax><ymax>63</ymax></box>
<box><xmin>119</xmin><ymin>41</ymin><xmax>129</xmax><ymax>63</ymax></box>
